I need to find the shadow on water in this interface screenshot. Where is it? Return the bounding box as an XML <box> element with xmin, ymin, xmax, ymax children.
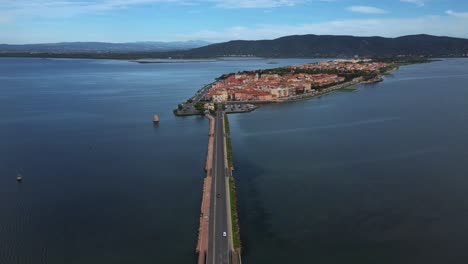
<box><xmin>234</xmin><ymin>156</ymin><xmax>286</xmax><ymax>257</ymax></box>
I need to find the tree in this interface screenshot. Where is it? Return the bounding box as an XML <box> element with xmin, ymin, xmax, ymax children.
<box><xmin>195</xmin><ymin>102</ymin><xmax>205</xmax><ymax>112</ymax></box>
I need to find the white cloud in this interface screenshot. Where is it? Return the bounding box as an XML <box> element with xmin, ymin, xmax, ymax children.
<box><xmin>173</xmin><ymin>15</ymin><xmax>468</xmax><ymax>42</ymax></box>
<box><xmin>212</xmin><ymin>0</ymin><xmax>304</xmax><ymax>9</ymax></box>
<box><xmin>347</xmin><ymin>6</ymin><xmax>387</xmax><ymax>14</ymax></box>
<box><xmin>3</xmin><ymin>0</ymin><xmax>468</xmax><ymax>43</ymax></box>
<box><xmin>0</xmin><ymin>0</ymin><xmax>309</xmax><ymax>21</ymax></box>
<box><xmin>446</xmin><ymin>10</ymin><xmax>468</xmax><ymax>18</ymax></box>
<box><xmin>0</xmin><ymin>0</ymin><xmax>202</xmax><ymax>20</ymax></box>
<box><xmin>400</xmin><ymin>0</ymin><xmax>424</xmax><ymax>7</ymax></box>
<box><xmin>0</xmin><ymin>0</ymin><xmax>305</xmax><ymax>15</ymax></box>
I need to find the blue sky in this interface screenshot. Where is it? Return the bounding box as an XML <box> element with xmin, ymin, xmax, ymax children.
<box><xmin>1</xmin><ymin>0</ymin><xmax>467</xmax><ymax>44</ymax></box>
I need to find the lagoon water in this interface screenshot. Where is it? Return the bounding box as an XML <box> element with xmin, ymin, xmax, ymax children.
<box><xmin>229</xmin><ymin>59</ymin><xmax>468</xmax><ymax>263</ymax></box>
<box><xmin>0</xmin><ymin>57</ymin><xmax>317</xmax><ymax>264</ymax></box>
<box><xmin>1</xmin><ymin>58</ymin><xmax>467</xmax><ymax>263</ymax></box>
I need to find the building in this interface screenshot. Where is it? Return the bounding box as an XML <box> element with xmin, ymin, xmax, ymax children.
<box><xmin>270</xmin><ymin>87</ymin><xmax>289</xmax><ymax>98</ymax></box>
<box><xmin>212</xmin><ymin>90</ymin><xmax>228</xmax><ymax>103</ymax></box>
<box><xmin>204</xmin><ymin>103</ymin><xmax>215</xmax><ymax>111</ymax></box>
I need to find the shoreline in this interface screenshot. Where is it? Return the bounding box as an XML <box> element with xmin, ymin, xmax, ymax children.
<box><xmin>176</xmin><ymin>75</ymin><xmax>383</xmax><ymax>117</ymax></box>
<box><xmin>173</xmin><ymin>59</ymin><xmax>401</xmax><ymax>117</ymax></box>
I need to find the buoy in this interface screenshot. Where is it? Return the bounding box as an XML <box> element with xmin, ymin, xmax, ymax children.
<box><xmin>153</xmin><ymin>114</ymin><xmax>159</xmax><ymax>123</ymax></box>
<box><xmin>17</xmin><ymin>174</ymin><xmax>23</xmax><ymax>182</ymax></box>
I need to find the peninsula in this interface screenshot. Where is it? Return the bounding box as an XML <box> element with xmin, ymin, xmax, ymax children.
<box><xmin>183</xmin><ymin>58</ymin><xmax>406</xmax><ymax>264</ymax></box>
<box><xmin>175</xmin><ymin>59</ymin><xmax>397</xmax><ymax>116</ymax></box>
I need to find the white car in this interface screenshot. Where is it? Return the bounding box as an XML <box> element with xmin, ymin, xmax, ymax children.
<box><xmin>222</xmin><ymin>232</ymin><xmax>227</xmax><ymax>237</ymax></box>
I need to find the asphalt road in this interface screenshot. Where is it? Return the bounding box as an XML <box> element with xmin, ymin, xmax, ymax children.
<box><xmin>193</xmin><ymin>84</ymin><xmax>210</xmax><ymax>103</ymax></box>
<box><xmin>207</xmin><ymin>108</ymin><xmax>230</xmax><ymax>264</ymax></box>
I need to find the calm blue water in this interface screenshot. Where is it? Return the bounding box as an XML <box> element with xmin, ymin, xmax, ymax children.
<box><xmin>229</xmin><ymin>59</ymin><xmax>468</xmax><ymax>263</ymax></box>
<box><xmin>0</xmin><ymin>57</ymin><xmax>319</xmax><ymax>264</ymax></box>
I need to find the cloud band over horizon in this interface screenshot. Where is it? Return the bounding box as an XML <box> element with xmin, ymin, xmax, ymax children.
<box><xmin>0</xmin><ymin>0</ymin><xmax>467</xmax><ymax>44</ymax></box>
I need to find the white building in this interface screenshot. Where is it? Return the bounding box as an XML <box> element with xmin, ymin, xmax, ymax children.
<box><xmin>212</xmin><ymin>90</ymin><xmax>228</xmax><ymax>103</ymax></box>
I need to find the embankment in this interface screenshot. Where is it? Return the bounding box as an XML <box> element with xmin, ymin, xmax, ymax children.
<box><xmin>196</xmin><ymin>115</ymin><xmax>215</xmax><ymax>264</ymax></box>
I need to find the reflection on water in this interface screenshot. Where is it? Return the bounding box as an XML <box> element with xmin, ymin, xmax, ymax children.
<box><xmin>242</xmin><ymin>117</ymin><xmax>401</xmax><ymax>136</ymax></box>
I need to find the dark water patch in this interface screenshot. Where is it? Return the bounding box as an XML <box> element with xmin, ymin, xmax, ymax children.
<box><xmin>234</xmin><ymin>157</ymin><xmax>280</xmax><ymax>257</ymax></box>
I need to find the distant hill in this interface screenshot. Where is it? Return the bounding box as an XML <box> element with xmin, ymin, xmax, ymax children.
<box><xmin>169</xmin><ymin>34</ymin><xmax>468</xmax><ymax>58</ymax></box>
<box><xmin>2</xmin><ymin>34</ymin><xmax>468</xmax><ymax>59</ymax></box>
<box><xmin>0</xmin><ymin>40</ymin><xmax>211</xmax><ymax>53</ymax></box>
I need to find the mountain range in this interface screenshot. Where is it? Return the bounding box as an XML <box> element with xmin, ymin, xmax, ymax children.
<box><xmin>0</xmin><ymin>40</ymin><xmax>210</xmax><ymax>53</ymax></box>
<box><xmin>1</xmin><ymin>34</ymin><xmax>468</xmax><ymax>58</ymax></box>
<box><xmin>169</xmin><ymin>34</ymin><xmax>468</xmax><ymax>58</ymax></box>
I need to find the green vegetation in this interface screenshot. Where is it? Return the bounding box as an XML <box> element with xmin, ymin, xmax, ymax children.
<box><xmin>374</xmin><ymin>58</ymin><xmax>435</xmax><ymax>77</ymax></box>
<box><xmin>260</xmin><ymin>67</ymin><xmax>293</xmax><ymax>75</ymax></box>
<box><xmin>224</xmin><ymin>114</ymin><xmax>231</xmax><ymax>135</ymax></box>
<box><xmin>224</xmin><ymin>114</ymin><xmax>233</xmax><ymax>168</ymax></box>
<box><xmin>229</xmin><ymin>176</ymin><xmax>241</xmax><ymax>250</ymax></box>
<box><xmin>175</xmin><ymin>35</ymin><xmax>468</xmax><ymax>58</ymax></box>
<box><xmin>379</xmin><ymin>63</ymin><xmax>399</xmax><ymax>74</ymax></box>
<box><xmin>178</xmin><ymin>104</ymin><xmax>183</xmax><ymax>110</ymax></box>
<box><xmin>336</xmin><ymin>87</ymin><xmax>357</xmax><ymax>92</ymax></box>
<box><xmin>375</xmin><ymin>57</ymin><xmax>433</xmax><ymax>65</ymax></box>
<box><xmin>224</xmin><ymin>114</ymin><xmax>240</xmax><ymax>249</ymax></box>
<box><xmin>194</xmin><ymin>102</ymin><xmax>205</xmax><ymax>112</ymax></box>
<box><xmin>4</xmin><ymin>35</ymin><xmax>468</xmax><ymax>61</ymax></box>
<box><xmin>312</xmin><ymin>80</ymin><xmax>347</xmax><ymax>90</ymax></box>
<box><xmin>220</xmin><ymin>66</ymin><xmax>379</xmax><ymax>83</ymax></box>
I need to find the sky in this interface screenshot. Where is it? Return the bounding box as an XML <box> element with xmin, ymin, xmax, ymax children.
<box><xmin>0</xmin><ymin>0</ymin><xmax>467</xmax><ymax>44</ymax></box>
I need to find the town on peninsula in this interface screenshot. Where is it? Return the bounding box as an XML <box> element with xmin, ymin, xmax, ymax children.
<box><xmin>174</xmin><ymin>59</ymin><xmax>397</xmax><ymax>116</ymax></box>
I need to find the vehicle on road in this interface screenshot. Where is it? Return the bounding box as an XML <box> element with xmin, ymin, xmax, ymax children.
<box><xmin>222</xmin><ymin>232</ymin><xmax>227</xmax><ymax>237</ymax></box>
<box><xmin>217</xmin><ymin>193</ymin><xmax>221</xmax><ymax>198</ymax></box>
